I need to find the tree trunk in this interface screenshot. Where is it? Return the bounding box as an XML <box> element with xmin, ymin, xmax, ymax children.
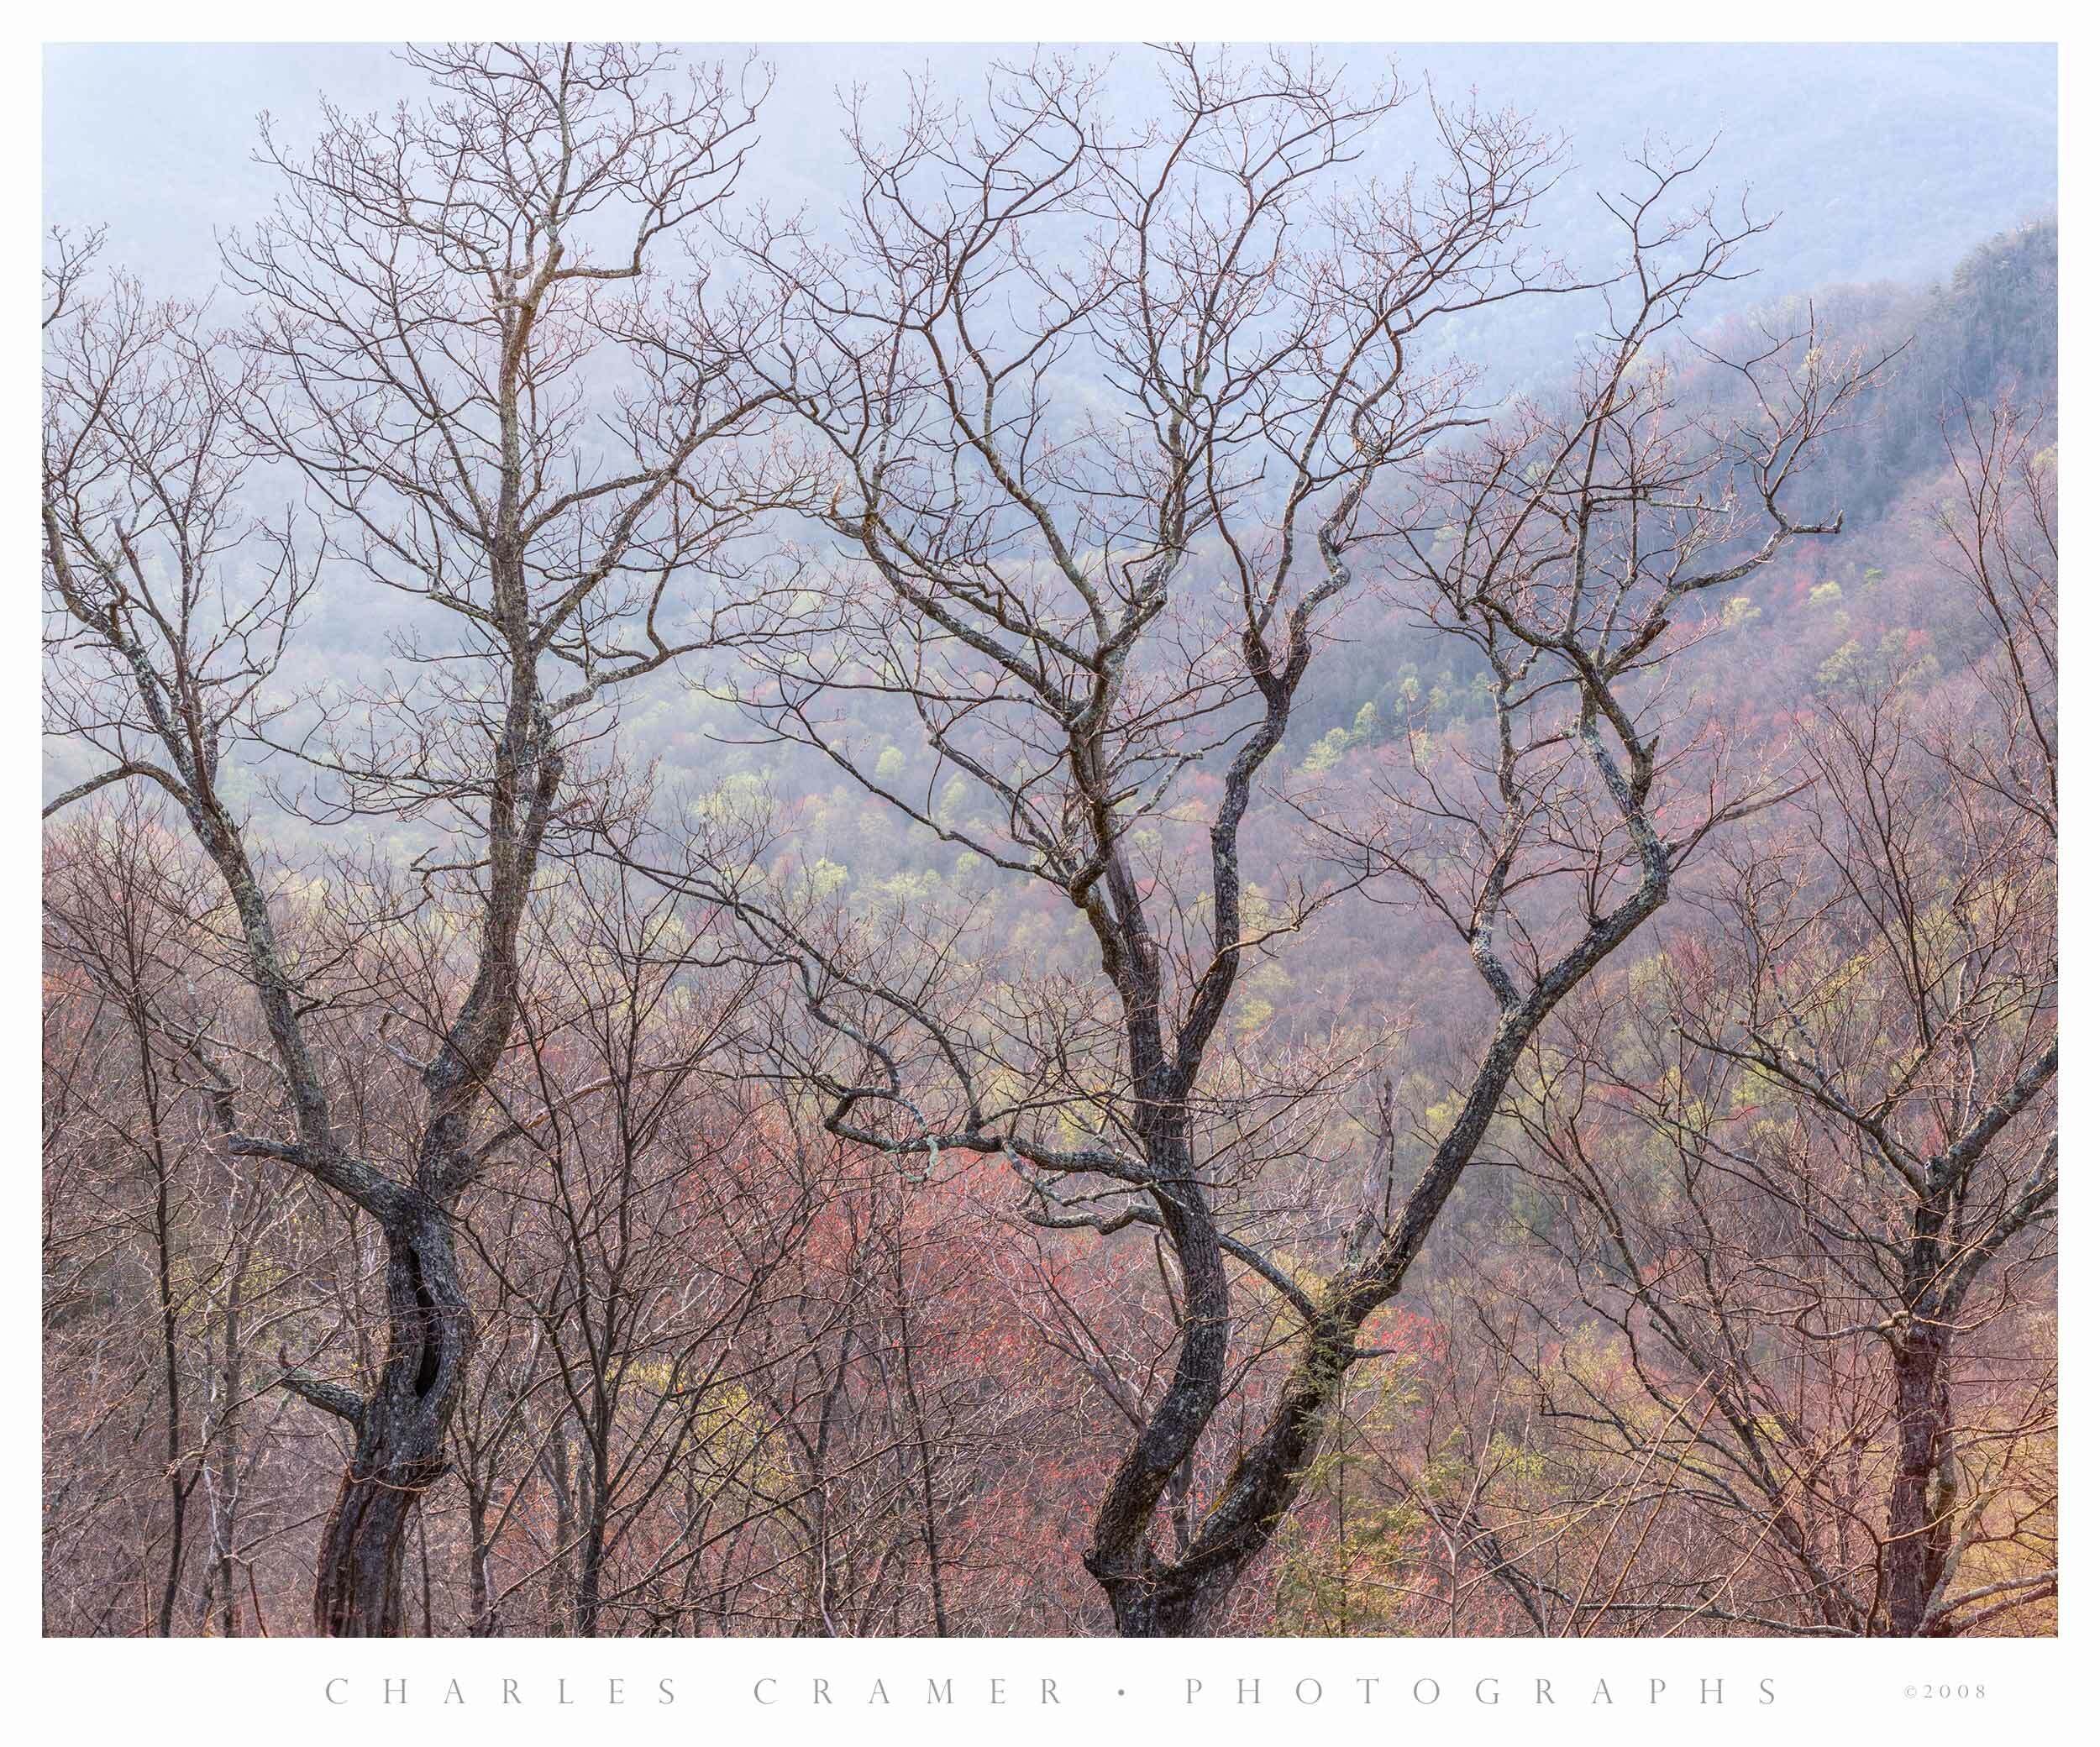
<box><xmin>464</xmin><ymin>1477</ymin><xmax>496</xmax><ymax>1637</ymax></box>
<box><xmin>1884</xmin><ymin>1323</ymin><xmax>1952</xmax><ymax>1636</ymax></box>
<box><xmin>201</xmin><ymin>1251</ymin><xmax>246</xmax><ymax>1638</ymax></box>
<box><xmin>1085</xmin><ymin>1123</ymin><xmax>1239</xmax><ymax>1638</ymax></box>
<box><xmin>1096</xmin><ymin>1553</ymin><xmax>1233</xmax><ymax>1638</ymax></box>
<box><xmin>152</xmin><ymin>1162</ymin><xmax>189</xmax><ymax>1639</ymax></box>
<box><xmin>312</xmin><ymin>1203</ymin><xmax>471</xmax><ymax>1636</ymax></box>
<box><xmin>543</xmin><ymin>1424</ymin><xmax>577</xmax><ymax>1634</ymax></box>
<box><xmin>575</xmin><ymin>1508</ymin><xmax>607</xmax><ymax>1638</ymax></box>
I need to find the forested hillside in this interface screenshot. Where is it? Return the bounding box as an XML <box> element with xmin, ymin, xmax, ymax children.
<box><xmin>43</xmin><ymin>44</ymin><xmax>2055</xmax><ymax>1639</ymax></box>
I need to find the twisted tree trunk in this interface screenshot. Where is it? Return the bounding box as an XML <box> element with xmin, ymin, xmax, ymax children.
<box><xmin>309</xmin><ymin>1204</ymin><xmax>472</xmax><ymax>1635</ymax></box>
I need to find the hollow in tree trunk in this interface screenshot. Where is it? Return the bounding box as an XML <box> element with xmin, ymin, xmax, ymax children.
<box><xmin>312</xmin><ymin>1204</ymin><xmax>472</xmax><ymax>1636</ymax></box>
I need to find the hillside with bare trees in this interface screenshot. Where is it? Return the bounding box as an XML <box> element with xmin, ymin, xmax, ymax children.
<box><xmin>43</xmin><ymin>41</ymin><xmax>2054</xmax><ymax>1639</ymax></box>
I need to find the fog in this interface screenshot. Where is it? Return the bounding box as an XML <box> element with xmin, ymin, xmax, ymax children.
<box><xmin>48</xmin><ymin>40</ymin><xmax>2055</xmax><ymax>306</ymax></box>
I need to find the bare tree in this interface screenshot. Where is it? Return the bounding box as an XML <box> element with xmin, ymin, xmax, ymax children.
<box><xmin>632</xmin><ymin>48</ymin><xmax>1881</xmax><ymax>1634</ymax></box>
<box><xmin>45</xmin><ymin>42</ymin><xmax>785</xmax><ymax>1633</ymax></box>
<box><xmin>1499</xmin><ymin>398</ymin><xmax>2056</xmax><ymax>1636</ymax></box>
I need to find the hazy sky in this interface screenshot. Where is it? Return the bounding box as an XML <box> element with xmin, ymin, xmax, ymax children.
<box><xmin>46</xmin><ymin>41</ymin><xmax>2057</xmax><ymax>305</ymax></box>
